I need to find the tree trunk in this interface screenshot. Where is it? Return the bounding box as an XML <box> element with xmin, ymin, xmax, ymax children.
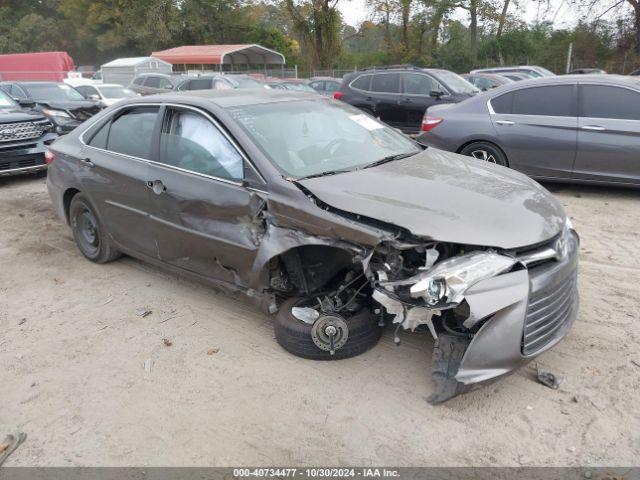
<box><xmin>429</xmin><ymin>1</ymin><xmax>448</xmax><ymax>52</ymax></box>
<box><xmin>401</xmin><ymin>0</ymin><xmax>411</xmax><ymax>52</ymax></box>
<box><xmin>497</xmin><ymin>0</ymin><xmax>510</xmax><ymax>65</ymax></box>
<box><xmin>631</xmin><ymin>0</ymin><xmax>640</xmax><ymax>55</ymax></box>
<box><xmin>469</xmin><ymin>0</ymin><xmax>478</xmax><ymax>60</ymax></box>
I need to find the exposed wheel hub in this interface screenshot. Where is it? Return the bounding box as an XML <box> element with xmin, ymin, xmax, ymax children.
<box><xmin>470</xmin><ymin>149</ymin><xmax>497</xmax><ymax>163</ymax></box>
<box><xmin>311</xmin><ymin>314</ymin><xmax>349</xmax><ymax>355</ymax></box>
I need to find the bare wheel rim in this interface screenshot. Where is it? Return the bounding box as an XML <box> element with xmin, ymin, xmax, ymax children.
<box><xmin>75</xmin><ymin>207</ymin><xmax>100</xmax><ymax>256</ymax></box>
<box><xmin>470</xmin><ymin>149</ymin><xmax>497</xmax><ymax>164</ymax></box>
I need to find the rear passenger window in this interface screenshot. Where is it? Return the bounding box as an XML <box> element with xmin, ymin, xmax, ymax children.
<box><xmin>512</xmin><ymin>85</ymin><xmax>575</xmax><ymax>116</ymax></box>
<box><xmin>581</xmin><ymin>85</ymin><xmax>640</xmax><ymax>120</ymax></box>
<box><xmin>491</xmin><ymin>92</ymin><xmax>513</xmax><ymax>113</ymax></box>
<box><xmin>186</xmin><ymin>78</ymin><xmax>212</xmax><ymax>90</ymax></box>
<box><xmin>350</xmin><ymin>74</ymin><xmax>372</xmax><ymax>91</ymax></box>
<box><xmin>133</xmin><ymin>77</ymin><xmax>145</xmax><ymax>85</ymax></box>
<box><xmin>107</xmin><ymin>107</ymin><xmax>159</xmax><ymax>159</ymax></box>
<box><xmin>371</xmin><ymin>73</ymin><xmax>400</xmax><ymax>93</ymax></box>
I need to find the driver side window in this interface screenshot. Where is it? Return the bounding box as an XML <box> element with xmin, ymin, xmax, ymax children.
<box><xmin>403</xmin><ymin>73</ymin><xmax>444</xmax><ymax>95</ymax></box>
<box><xmin>160</xmin><ymin>109</ymin><xmax>244</xmax><ymax>181</ymax></box>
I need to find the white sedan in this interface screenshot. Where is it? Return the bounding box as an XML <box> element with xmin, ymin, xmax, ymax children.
<box><xmin>74</xmin><ymin>83</ymin><xmax>139</xmax><ymax>107</ymax></box>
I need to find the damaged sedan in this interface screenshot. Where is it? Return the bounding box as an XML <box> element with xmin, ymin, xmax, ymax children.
<box><xmin>46</xmin><ymin>90</ymin><xmax>579</xmax><ymax>403</ymax></box>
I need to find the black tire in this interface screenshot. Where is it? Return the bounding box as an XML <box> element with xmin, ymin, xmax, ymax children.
<box><xmin>460</xmin><ymin>141</ymin><xmax>508</xmax><ymax>167</ymax></box>
<box><xmin>275</xmin><ymin>297</ymin><xmax>382</xmax><ymax>360</ymax></box>
<box><xmin>69</xmin><ymin>193</ymin><xmax>120</xmax><ymax>264</ymax></box>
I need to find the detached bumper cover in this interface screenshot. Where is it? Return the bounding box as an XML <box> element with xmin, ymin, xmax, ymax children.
<box><xmin>456</xmin><ymin>230</ymin><xmax>579</xmax><ymax>385</ymax></box>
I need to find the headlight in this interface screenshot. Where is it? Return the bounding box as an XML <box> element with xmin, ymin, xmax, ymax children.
<box><xmin>42</xmin><ymin>108</ymin><xmax>71</xmax><ymax>119</ymax></box>
<box><xmin>410</xmin><ymin>251</ymin><xmax>516</xmax><ymax>305</ymax></box>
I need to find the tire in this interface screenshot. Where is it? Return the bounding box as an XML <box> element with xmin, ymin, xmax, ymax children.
<box><xmin>275</xmin><ymin>297</ymin><xmax>382</xmax><ymax>360</ymax></box>
<box><xmin>69</xmin><ymin>193</ymin><xmax>120</xmax><ymax>264</ymax></box>
<box><xmin>460</xmin><ymin>142</ymin><xmax>508</xmax><ymax>167</ymax></box>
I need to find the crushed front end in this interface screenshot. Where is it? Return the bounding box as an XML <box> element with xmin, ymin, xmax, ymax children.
<box><xmin>366</xmin><ymin>221</ymin><xmax>579</xmax><ymax>403</ymax></box>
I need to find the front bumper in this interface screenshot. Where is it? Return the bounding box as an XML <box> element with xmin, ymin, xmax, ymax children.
<box><xmin>453</xmin><ymin>230</ymin><xmax>579</xmax><ymax>387</ymax></box>
<box><xmin>0</xmin><ymin>132</ymin><xmax>57</xmax><ymax>177</ymax></box>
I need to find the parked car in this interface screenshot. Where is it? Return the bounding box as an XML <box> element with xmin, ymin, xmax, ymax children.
<box><xmin>462</xmin><ymin>73</ymin><xmax>513</xmax><ymax>90</ymax></box>
<box><xmin>630</xmin><ymin>69</ymin><xmax>640</xmax><ymax>76</ymax></box>
<box><xmin>46</xmin><ymin>89</ymin><xmax>578</xmax><ymax>403</ymax></box>
<box><xmin>0</xmin><ymin>81</ymin><xmax>102</xmax><ymax>134</ymax></box>
<box><xmin>309</xmin><ymin>77</ymin><xmax>342</xmax><ymax>96</ymax></box>
<box><xmin>569</xmin><ymin>68</ymin><xmax>606</xmax><ymax>74</ymax></box>
<box><xmin>128</xmin><ymin>73</ymin><xmax>184</xmax><ymax>95</ymax></box>
<box><xmin>75</xmin><ymin>83</ymin><xmax>138</xmax><ymax>107</ymax></box>
<box><xmin>0</xmin><ymin>89</ymin><xmax>57</xmax><ymax>176</ymax></box>
<box><xmin>174</xmin><ymin>74</ymin><xmax>264</xmax><ymax>91</ymax></box>
<box><xmin>470</xmin><ymin>65</ymin><xmax>555</xmax><ymax>78</ymax></box>
<box><xmin>334</xmin><ymin>66</ymin><xmax>480</xmax><ymax>134</ymax></box>
<box><xmin>417</xmin><ymin>75</ymin><xmax>640</xmax><ymax>186</ymax></box>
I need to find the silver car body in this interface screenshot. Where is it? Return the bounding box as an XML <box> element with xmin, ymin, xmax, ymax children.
<box><xmin>418</xmin><ymin>75</ymin><xmax>640</xmax><ymax>187</ymax></box>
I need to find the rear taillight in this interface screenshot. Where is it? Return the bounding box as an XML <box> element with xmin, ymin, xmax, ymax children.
<box><xmin>421</xmin><ymin>116</ymin><xmax>443</xmax><ymax>132</ymax></box>
<box><xmin>44</xmin><ymin>150</ymin><xmax>56</xmax><ymax>165</ymax></box>
<box><xmin>333</xmin><ymin>91</ymin><xmax>344</xmax><ymax>100</ymax></box>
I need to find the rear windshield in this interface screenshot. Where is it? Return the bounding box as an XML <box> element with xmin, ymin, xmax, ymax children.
<box><xmin>25</xmin><ymin>83</ymin><xmax>85</xmax><ymax>101</ymax></box>
<box><xmin>228</xmin><ymin>99</ymin><xmax>420</xmax><ymax>178</ymax></box>
<box><xmin>432</xmin><ymin>71</ymin><xmax>479</xmax><ymax>94</ymax></box>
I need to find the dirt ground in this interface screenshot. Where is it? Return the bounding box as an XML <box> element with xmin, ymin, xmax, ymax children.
<box><xmin>1</xmin><ymin>174</ymin><xmax>639</xmax><ymax>467</ymax></box>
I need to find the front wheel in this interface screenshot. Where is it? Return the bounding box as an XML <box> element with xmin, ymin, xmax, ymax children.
<box><xmin>460</xmin><ymin>142</ymin><xmax>508</xmax><ymax>167</ymax></box>
<box><xmin>69</xmin><ymin>193</ymin><xmax>120</xmax><ymax>264</ymax></box>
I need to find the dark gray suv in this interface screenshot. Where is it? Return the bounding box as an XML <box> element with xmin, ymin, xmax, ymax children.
<box><xmin>418</xmin><ymin>75</ymin><xmax>640</xmax><ymax>186</ymax></box>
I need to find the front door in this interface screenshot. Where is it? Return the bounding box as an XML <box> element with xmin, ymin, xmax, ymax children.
<box><xmin>147</xmin><ymin>106</ymin><xmax>266</xmax><ymax>285</ymax></box>
<box><xmin>400</xmin><ymin>72</ymin><xmax>444</xmax><ymax>134</ymax></box>
<box><xmin>489</xmin><ymin>84</ymin><xmax>578</xmax><ymax>179</ymax></box>
<box><xmin>573</xmin><ymin>84</ymin><xmax>640</xmax><ymax>185</ymax></box>
<box><xmin>80</xmin><ymin>106</ymin><xmax>160</xmax><ymax>257</ymax></box>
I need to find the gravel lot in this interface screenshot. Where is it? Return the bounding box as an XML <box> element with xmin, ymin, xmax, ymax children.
<box><xmin>1</xmin><ymin>174</ymin><xmax>639</xmax><ymax>466</ymax></box>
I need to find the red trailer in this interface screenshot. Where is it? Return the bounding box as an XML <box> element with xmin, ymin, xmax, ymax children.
<box><xmin>0</xmin><ymin>51</ymin><xmax>76</xmax><ymax>81</ymax></box>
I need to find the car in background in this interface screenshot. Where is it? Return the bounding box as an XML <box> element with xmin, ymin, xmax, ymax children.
<box><xmin>75</xmin><ymin>84</ymin><xmax>138</xmax><ymax>107</ymax></box>
<box><xmin>500</xmin><ymin>72</ymin><xmax>534</xmax><ymax>81</ymax></box>
<box><xmin>462</xmin><ymin>73</ymin><xmax>513</xmax><ymax>90</ymax></box>
<box><xmin>0</xmin><ymin>89</ymin><xmax>57</xmax><ymax>176</ymax></box>
<box><xmin>0</xmin><ymin>81</ymin><xmax>102</xmax><ymax>134</ymax></box>
<box><xmin>417</xmin><ymin>75</ymin><xmax>640</xmax><ymax>187</ymax></box>
<box><xmin>265</xmin><ymin>81</ymin><xmax>317</xmax><ymax>93</ymax></box>
<box><xmin>46</xmin><ymin>89</ymin><xmax>578</xmax><ymax>403</ymax></box>
<box><xmin>128</xmin><ymin>73</ymin><xmax>185</xmax><ymax>95</ymax></box>
<box><xmin>334</xmin><ymin>66</ymin><xmax>479</xmax><ymax>135</ymax></box>
<box><xmin>470</xmin><ymin>66</ymin><xmax>555</xmax><ymax>78</ymax></box>
<box><xmin>569</xmin><ymin>68</ymin><xmax>606</xmax><ymax>74</ymax></box>
<box><xmin>309</xmin><ymin>77</ymin><xmax>342</xmax><ymax>96</ymax></box>
<box><xmin>174</xmin><ymin>74</ymin><xmax>263</xmax><ymax>91</ymax></box>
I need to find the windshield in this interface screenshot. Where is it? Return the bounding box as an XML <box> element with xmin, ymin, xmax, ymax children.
<box><xmin>98</xmin><ymin>86</ymin><xmax>136</xmax><ymax>99</ymax></box>
<box><xmin>228</xmin><ymin>76</ymin><xmax>263</xmax><ymax>88</ymax></box>
<box><xmin>0</xmin><ymin>90</ymin><xmax>16</xmax><ymax>109</ymax></box>
<box><xmin>25</xmin><ymin>83</ymin><xmax>86</xmax><ymax>102</ymax></box>
<box><xmin>283</xmin><ymin>83</ymin><xmax>316</xmax><ymax>92</ymax></box>
<box><xmin>229</xmin><ymin>99</ymin><xmax>421</xmax><ymax>178</ymax></box>
<box><xmin>433</xmin><ymin>70</ymin><xmax>479</xmax><ymax>94</ymax></box>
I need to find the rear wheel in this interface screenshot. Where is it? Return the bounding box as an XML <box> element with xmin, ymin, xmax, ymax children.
<box><xmin>460</xmin><ymin>142</ymin><xmax>508</xmax><ymax>167</ymax></box>
<box><xmin>274</xmin><ymin>297</ymin><xmax>382</xmax><ymax>360</ymax></box>
<box><xmin>69</xmin><ymin>193</ymin><xmax>120</xmax><ymax>263</ymax></box>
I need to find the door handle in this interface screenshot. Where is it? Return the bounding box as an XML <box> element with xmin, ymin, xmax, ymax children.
<box><xmin>146</xmin><ymin>180</ymin><xmax>166</xmax><ymax>195</ymax></box>
<box><xmin>581</xmin><ymin>125</ymin><xmax>605</xmax><ymax>131</ymax></box>
<box><xmin>495</xmin><ymin>120</ymin><xmax>515</xmax><ymax>126</ymax></box>
<box><xmin>80</xmin><ymin>158</ymin><xmax>95</xmax><ymax>167</ymax></box>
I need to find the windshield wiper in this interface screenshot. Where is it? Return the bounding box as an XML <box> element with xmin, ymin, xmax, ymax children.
<box><xmin>294</xmin><ymin>168</ymin><xmax>354</xmax><ymax>181</ymax></box>
<box><xmin>362</xmin><ymin>151</ymin><xmax>418</xmax><ymax>169</ymax></box>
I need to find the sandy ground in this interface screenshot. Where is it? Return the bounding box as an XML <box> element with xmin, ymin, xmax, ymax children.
<box><xmin>1</xmin><ymin>174</ymin><xmax>639</xmax><ymax>467</ymax></box>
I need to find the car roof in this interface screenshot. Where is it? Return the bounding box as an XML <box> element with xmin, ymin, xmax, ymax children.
<box><xmin>121</xmin><ymin>88</ymin><xmax>321</xmax><ymax>109</ymax></box>
<box><xmin>497</xmin><ymin>74</ymin><xmax>640</xmax><ymax>88</ymax></box>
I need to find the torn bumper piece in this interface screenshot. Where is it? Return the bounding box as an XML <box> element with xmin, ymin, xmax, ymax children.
<box><xmin>376</xmin><ymin>231</ymin><xmax>580</xmax><ymax>403</ymax></box>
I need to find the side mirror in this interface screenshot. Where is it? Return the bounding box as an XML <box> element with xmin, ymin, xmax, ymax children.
<box><xmin>18</xmin><ymin>98</ymin><xmax>36</xmax><ymax>108</ymax></box>
<box><xmin>430</xmin><ymin>90</ymin><xmax>444</xmax><ymax>99</ymax></box>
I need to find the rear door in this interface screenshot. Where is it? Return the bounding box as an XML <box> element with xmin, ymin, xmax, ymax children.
<box><xmin>489</xmin><ymin>84</ymin><xmax>578</xmax><ymax>178</ymax></box>
<box><xmin>574</xmin><ymin>83</ymin><xmax>640</xmax><ymax>185</ymax></box>
<box><xmin>146</xmin><ymin>105</ymin><xmax>266</xmax><ymax>284</ymax></box>
<box><xmin>80</xmin><ymin>106</ymin><xmax>160</xmax><ymax>257</ymax></box>
<box><xmin>400</xmin><ymin>72</ymin><xmax>445</xmax><ymax>134</ymax></box>
<box><xmin>369</xmin><ymin>72</ymin><xmax>403</xmax><ymax>128</ymax></box>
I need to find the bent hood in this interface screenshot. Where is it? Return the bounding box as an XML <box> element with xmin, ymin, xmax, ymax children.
<box><xmin>298</xmin><ymin>148</ymin><xmax>565</xmax><ymax>249</ymax></box>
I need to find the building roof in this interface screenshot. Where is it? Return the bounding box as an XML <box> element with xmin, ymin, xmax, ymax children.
<box><xmin>102</xmin><ymin>57</ymin><xmax>171</xmax><ymax>68</ymax></box>
<box><xmin>151</xmin><ymin>44</ymin><xmax>285</xmax><ymax>66</ymax></box>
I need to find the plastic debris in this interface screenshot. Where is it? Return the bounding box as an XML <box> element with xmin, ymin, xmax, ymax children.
<box><xmin>135</xmin><ymin>308</ymin><xmax>152</xmax><ymax>318</ymax></box>
<box><xmin>0</xmin><ymin>432</ymin><xmax>27</xmax><ymax>466</ymax></box>
<box><xmin>537</xmin><ymin>365</ymin><xmax>560</xmax><ymax>389</ymax></box>
<box><xmin>207</xmin><ymin>347</ymin><xmax>219</xmax><ymax>355</ymax></box>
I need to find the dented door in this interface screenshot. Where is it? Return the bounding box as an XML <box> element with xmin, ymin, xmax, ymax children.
<box><xmin>147</xmin><ymin>106</ymin><xmax>265</xmax><ymax>286</ymax></box>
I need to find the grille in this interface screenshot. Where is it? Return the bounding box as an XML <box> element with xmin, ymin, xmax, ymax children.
<box><xmin>0</xmin><ymin>122</ymin><xmax>44</xmax><ymax>143</ymax></box>
<box><xmin>522</xmin><ymin>233</ymin><xmax>578</xmax><ymax>356</ymax></box>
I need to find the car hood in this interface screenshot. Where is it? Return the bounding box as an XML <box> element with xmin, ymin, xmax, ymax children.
<box><xmin>298</xmin><ymin>148</ymin><xmax>565</xmax><ymax>249</ymax></box>
<box><xmin>37</xmin><ymin>100</ymin><xmax>100</xmax><ymax>111</ymax></box>
<box><xmin>0</xmin><ymin>108</ymin><xmax>47</xmax><ymax>123</ymax></box>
